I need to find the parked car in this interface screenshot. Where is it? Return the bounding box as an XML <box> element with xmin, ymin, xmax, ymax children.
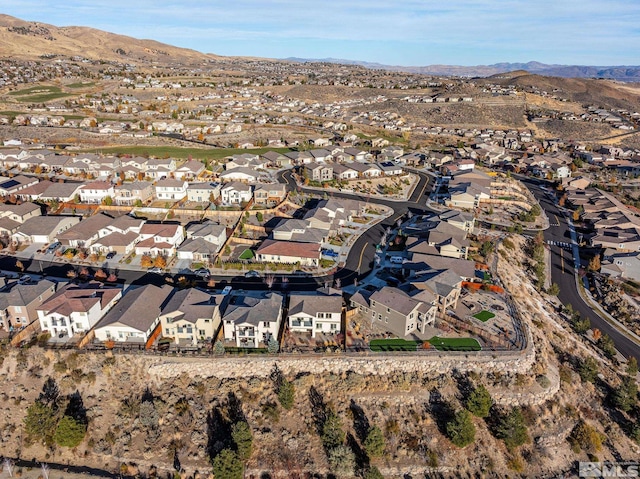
<box><xmin>244</xmin><ymin>270</ymin><xmax>261</xmax><ymax>278</ymax></box>
<box><xmin>18</xmin><ymin>275</ymin><xmax>31</xmax><ymax>284</ymax></box>
<box><xmin>147</xmin><ymin>267</ymin><xmax>163</xmax><ymax>274</ymax></box>
<box><xmin>46</xmin><ymin>242</ymin><xmax>61</xmax><ymax>254</ymax></box>
<box><xmin>221</xmin><ymin>286</ymin><xmax>233</xmax><ymax>295</ymax></box>
<box><xmin>194</xmin><ymin>268</ymin><xmax>210</xmax><ymax>278</ymax></box>
<box><xmin>389</xmin><ymin>256</ymin><xmax>405</xmax><ymax>264</ymax></box>
<box><xmin>105</xmin><ymin>251</ymin><xmax>116</xmax><ymax>260</ymax></box>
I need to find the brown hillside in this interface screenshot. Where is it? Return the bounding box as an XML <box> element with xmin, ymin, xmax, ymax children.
<box><xmin>0</xmin><ymin>14</ymin><xmax>216</xmax><ymax>65</ymax></box>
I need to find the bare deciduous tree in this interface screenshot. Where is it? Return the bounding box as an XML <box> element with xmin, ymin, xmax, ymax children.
<box><xmin>265</xmin><ymin>274</ymin><xmax>276</xmax><ymax>289</ymax></box>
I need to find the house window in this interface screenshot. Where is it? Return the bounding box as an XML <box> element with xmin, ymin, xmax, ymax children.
<box><xmin>385</xmin><ymin>317</ymin><xmax>388</xmax><ymax>323</ymax></box>
<box><xmin>371</xmin><ymin>311</ymin><xmax>375</xmax><ymax>318</ymax></box>
<box><xmin>316</xmin><ymin>323</ymin><xmax>322</xmax><ymax>330</ymax></box>
<box><xmin>387</xmin><ymin>307</ymin><xmax>390</xmax><ymax>313</ymax></box>
<box><xmin>330</xmin><ymin>324</ymin><xmax>337</xmax><ymax>331</ymax></box>
<box><xmin>186</xmin><ymin>327</ymin><xmax>193</xmax><ymax>334</ymax></box>
<box><xmin>263</xmin><ymin>321</ymin><xmax>270</xmax><ymax>328</ymax></box>
<box><xmin>177</xmin><ymin>327</ymin><xmax>184</xmax><ymax>334</ymax></box>
<box><xmin>378</xmin><ymin>314</ymin><xmax>382</xmax><ymax>320</ymax></box>
<box><xmin>317</xmin><ymin>312</ymin><xmax>324</xmax><ymax>318</ymax></box>
<box><xmin>15</xmin><ymin>306</ymin><xmax>22</xmax><ymax>313</ymax></box>
<box><xmin>165</xmin><ymin>328</ymin><xmax>170</xmax><ymax>335</ymax></box>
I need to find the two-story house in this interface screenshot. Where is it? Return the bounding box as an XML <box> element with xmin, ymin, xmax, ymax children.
<box><xmin>154</xmin><ymin>178</ymin><xmax>188</xmax><ymax>201</ymax></box>
<box><xmin>174</xmin><ymin>160</ymin><xmax>205</xmax><ymax>180</ymax></box>
<box><xmin>114</xmin><ymin>181</ymin><xmax>153</xmax><ymax>206</ymax></box>
<box><xmin>135</xmin><ymin>223</ymin><xmax>184</xmax><ymax>256</ymax></box>
<box><xmin>304</xmin><ymin>162</ymin><xmax>333</xmax><ymax>182</ymax></box>
<box><xmin>349</xmin><ymin>286</ymin><xmax>437</xmax><ymax>338</ymax></box>
<box><xmin>160</xmin><ymin>288</ymin><xmax>229</xmax><ymax>345</ymax></box>
<box><xmin>178</xmin><ymin>221</ymin><xmax>227</xmax><ymax>263</ymax></box>
<box><xmin>222</xmin><ymin>292</ymin><xmax>283</xmax><ymax>348</ymax></box>
<box><xmin>288</xmin><ymin>289</ymin><xmax>343</xmax><ymax>338</ymax></box>
<box><xmin>37</xmin><ymin>283</ymin><xmax>122</xmax><ymax>338</ymax></box>
<box><xmin>220</xmin><ymin>182</ymin><xmax>253</xmax><ymax>206</ymax></box>
<box><xmin>78</xmin><ymin>181</ymin><xmax>115</xmax><ymax>204</ymax></box>
<box><xmin>253</xmin><ymin>183</ymin><xmax>287</xmax><ymax>207</ymax></box>
<box><xmin>0</xmin><ymin>279</ymin><xmax>57</xmax><ymax>332</ymax></box>
<box><xmin>187</xmin><ymin>182</ymin><xmax>221</xmax><ymax>203</ymax></box>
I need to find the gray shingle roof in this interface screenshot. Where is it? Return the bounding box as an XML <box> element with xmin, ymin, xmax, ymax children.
<box><xmin>223</xmin><ymin>292</ymin><xmax>283</xmax><ymax>326</ymax></box>
<box><xmin>95</xmin><ymin>284</ymin><xmax>173</xmax><ymax>332</ymax></box>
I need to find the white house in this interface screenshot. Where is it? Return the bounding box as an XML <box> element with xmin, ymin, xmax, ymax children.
<box><xmin>187</xmin><ymin>182</ymin><xmax>221</xmax><ymax>203</ymax></box>
<box><xmin>219</xmin><ymin>167</ymin><xmax>258</xmax><ymax>183</ymax></box>
<box><xmin>94</xmin><ymin>284</ymin><xmax>173</xmax><ymax>343</ymax></box>
<box><xmin>222</xmin><ymin>292</ymin><xmax>283</xmax><ymax>348</ymax></box>
<box><xmin>37</xmin><ymin>283</ymin><xmax>122</xmax><ymax>338</ymax></box>
<box><xmin>174</xmin><ymin>160</ymin><xmax>205</xmax><ymax>180</ymax></box>
<box><xmin>154</xmin><ymin>178</ymin><xmax>188</xmax><ymax>201</ymax></box>
<box><xmin>135</xmin><ymin>223</ymin><xmax>184</xmax><ymax>256</ymax></box>
<box><xmin>287</xmin><ymin>290</ymin><xmax>343</xmax><ymax>338</ymax></box>
<box><xmin>79</xmin><ymin>181</ymin><xmax>115</xmax><ymax>204</ymax></box>
<box><xmin>220</xmin><ymin>182</ymin><xmax>252</xmax><ymax>206</ymax></box>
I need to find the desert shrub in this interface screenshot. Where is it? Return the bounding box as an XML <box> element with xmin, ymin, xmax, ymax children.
<box><xmin>363</xmin><ymin>425</ymin><xmax>385</xmax><ymax>458</ymax></box>
<box><xmin>211</xmin><ymin>448</ymin><xmax>243</xmax><ymax>479</ymax></box>
<box><xmin>569</xmin><ymin>420</ymin><xmax>604</xmax><ymax>453</ymax></box>
<box><xmin>466</xmin><ymin>384</ymin><xmax>493</xmax><ymax>418</ymax></box>
<box><xmin>231</xmin><ymin>421</ymin><xmax>253</xmax><ymax>460</ymax></box>
<box><xmin>321</xmin><ymin>409</ymin><xmax>345</xmax><ymax>450</ymax></box>
<box><xmin>54</xmin><ymin>415</ymin><xmax>86</xmax><ymax>447</ymax></box>
<box><xmin>445</xmin><ymin>409</ymin><xmax>476</xmax><ymax>447</ymax></box>
<box><xmin>327</xmin><ymin>445</ymin><xmax>355</xmax><ymax>477</ymax></box>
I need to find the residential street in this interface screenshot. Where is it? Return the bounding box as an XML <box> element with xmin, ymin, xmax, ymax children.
<box><xmin>525</xmin><ymin>179</ymin><xmax>640</xmax><ymax>362</ymax></box>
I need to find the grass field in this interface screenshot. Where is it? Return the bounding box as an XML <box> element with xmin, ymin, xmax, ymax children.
<box><xmin>369</xmin><ymin>338</ymin><xmax>422</xmax><ymax>352</ymax></box>
<box><xmin>8</xmin><ymin>85</ymin><xmax>75</xmax><ymax>103</ymax></box>
<box><xmin>67</xmin><ymin>82</ymin><xmax>95</xmax><ymax>89</ymax></box>
<box><xmin>79</xmin><ymin>146</ymin><xmax>292</xmax><ymax>161</ymax></box>
<box><xmin>428</xmin><ymin>336</ymin><xmax>482</xmax><ymax>351</ymax></box>
<box><xmin>239</xmin><ymin>249</ymin><xmax>254</xmax><ymax>260</ymax></box>
<box><xmin>473</xmin><ymin>310</ymin><xmax>495</xmax><ymax>322</ymax></box>
<box><xmin>8</xmin><ymin>85</ymin><xmax>61</xmax><ymax>96</ymax></box>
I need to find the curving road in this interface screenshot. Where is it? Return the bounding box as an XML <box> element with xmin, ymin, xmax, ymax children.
<box><xmin>277</xmin><ymin>168</ymin><xmax>435</xmax><ymax>285</ymax></box>
<box><xmin>523</xmin><ymin>179</ymin><xmax>640</xmax><ymax>362</ymax></box>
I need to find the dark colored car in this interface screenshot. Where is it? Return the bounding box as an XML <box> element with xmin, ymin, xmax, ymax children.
<box><xmin>106</xmin><ymin>251</ymin><xmax>116</xmax><ymax>259</ymax></box>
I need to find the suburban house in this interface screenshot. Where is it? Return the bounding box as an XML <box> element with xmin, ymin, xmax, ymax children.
<box><xmin>135</xmin><ymin>223</ymin><xmax>184</xmax><ymax>256</ymax></box>
<box><xmin>12</xmin><ymin>215</ymin><xmax>80</xmax><ymax>244</ymax></box>
<box><xmin>177</xmin><ymin>221</ymin><xmax>227</xmax><ymax>263</ymax></box>
<box><xmin>57</xmin><ymin>212</ymin><xmax>116</xmax><ymax>248</ymax></box>
<box><xmin>406</xmin><ymin>221</ymin><xmax>470</xmax><ymax>259</ymax></box>
<box><xmin>601</xmin><ymin>251</ymin><xmax>640</xmax><ymax>281</ymax></box>
<box><xmin>350</xmin><ymin>162</ymin><xmax>381</xmax><ymax>177</ymax></box>
<box><xmin>78</xmin><ymin>181</ymin><xmax>115</xmax><ymax>204</ymax></box>
<box><xmin>89</xmin><ymin>215</ymin><xmax>145</xmax><ymax>255</ymax></box>
<box><xmin>0</xmin><ymin>175</ymin><xmax>38</xmax><ymax>196</ymax></box>
<box><xmin>19</xmin><ymin>181</ymin><xmax>83</xmax><ymax>203</ymax></box>
<box><xmin>0</xmin><ymin>202</ymin><xmax>41</xmax><ymax>224</ymax></box>
<box><xmin>377</xmin><ymin>161</ymin><xmax>403</xmax><ymax>176</ymax></box>
<box><xmin>256</xmin><ymin>239</ymin><xmax>321</xmax><ymax>267</ymax></box>
<box><xmin>261</xmin><ymin>151</ymin><xmax>291</xmax><ymax>168</ymax></box>
<box><xmin>287</xmin><ymin>289</ymin><xmax>343</xmax><ymax>338</ymax></box>
<box><xmin>332</xmin><ymin>163</ymin><xmax>359</xmax><ymax>180</ymax></box>
<box><xmin>0</xmin><ymin>280</ymin><xmax>57</xmax><ymax>332</ymax></box>
<box><xmin>144</xmin><ymin>158</ymin><xmax>176</xmax><ymax>179</ymax></box>
<box><xmin>94</xmin><ymin>284</ymin><xmax>173</xmax><ymax>343</ymax></box>
<box><xmin>160</xmin><ymin>288</ymin><xmax>229</xmax><ymax>345</ymax></box>
<box><xmin>222</xmin><ymin>292</ymin><xmax>283</xmax><ymax>348</ymax></box>
<box><xmin>154</xmin><ymin>178</ymin><xmax>188</xmax><ymax>201</ymax></box>
<box><xmin>220</xmin><ymin>182</ymin><xmax>252</xmax><ymax>206</ymax></box>
<box><xmin>174</xmin><ymin>160</ymin><xmax>205</xmax><ymax>180</ymax></box>
<box><xmin>349</xmin><ymin>286</ymin><xmax>437</xmax><ymax>338</ymax></box>
<box><xmin>253</xmin><ymin>183</ymin><xmax>286</xmax><ymax>206</ymax></box>
<box><xmin>304</xmin><ymin>162</ymin><xmax>333</xmax><ymax>182</ymax></box>
<box><xmin>37</xmin><ymin>283</ymin><xmax>122</xmax><ymax>338</ymax></box>
<box><xmin>187</xmin><ymin>182</ymin><xmax>221</xmax><ymax>203</ymax></box>
<box><xmin>271</xmin><ymin>219</ymin><xmax>328</xmax><ymax>243</ymax></box>
<box><xmin>114</xmin><ymin>181</ymin><xmax>153</xmax><ymax>206</ymax></box>
<box><xmin>219</xmin><ymin>167</ymin><xmax>259</xmax><ymax>183</ymax></box>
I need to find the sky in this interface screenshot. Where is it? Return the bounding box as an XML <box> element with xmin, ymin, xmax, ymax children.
<box><xmin>1</xmin><ymin>0</ymin><xmax>639</xmax><ymax>66</ymax></box>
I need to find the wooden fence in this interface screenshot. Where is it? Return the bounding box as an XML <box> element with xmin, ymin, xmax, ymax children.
<box><xmin>9</xmin><ymin>320</ymin><xmax>41</xmax><ymax>347</ymax></box>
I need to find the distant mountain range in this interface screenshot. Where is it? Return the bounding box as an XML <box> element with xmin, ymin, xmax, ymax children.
<box><xmin>284</xmin><ymin>58</ymin><xmax>640</xmax><ymax>81</ymax></box>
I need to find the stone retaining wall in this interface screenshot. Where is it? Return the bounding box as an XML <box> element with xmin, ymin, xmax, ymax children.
<box><xmin>149</xmin><ymin>346</ymin><xmax>536</xmax><ymax>381</ymax></box>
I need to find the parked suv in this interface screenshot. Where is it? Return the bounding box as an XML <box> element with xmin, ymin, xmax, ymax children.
<box><xmin>46</xmin><ymin>242</ymin><xmax>61</xmax><ymax>254</ymax></box>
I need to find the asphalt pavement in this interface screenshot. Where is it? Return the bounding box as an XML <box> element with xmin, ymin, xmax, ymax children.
<box><xmin>524</xmin><ymin>180</ymin><xmax>640</xmax><ymax>362</ymax></box>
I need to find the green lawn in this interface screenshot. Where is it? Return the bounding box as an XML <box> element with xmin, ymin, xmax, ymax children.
<box><xmin>67</xmin><ymin>82</ymin><xmax>95</xmax><ymax>88</ymax></box>
<box><xmin>8</xmin><ymin>85</ymin><xmax>61</xmax><ymax>96</ymax></box>
<box><xmin>428</xmin><ymin>336</ymin><xmax>482</xmax><ymax>351</ymax></box>
<box><xmin>369</xmin><ymin>338</ymin><xmax>422</xmax><ymax>352</ymax></box>
<box><xmin>18</xmin><ymin>92</ymin><xmax>75</xmax><ymax>103</ymax></box>
<box><xmin>239</xmin><ymin>249</ymin><xmax>255</xmax><ymax>260</ymax></box>
<box><xmin>473</xmin><ymin>310</ymin><xmax>495</xmax><ymax>322</ymax></box>
<box><xmin>78</xmin><ymin>146</ymin><xmax>293</xmax><ymax>162</ymax></box>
